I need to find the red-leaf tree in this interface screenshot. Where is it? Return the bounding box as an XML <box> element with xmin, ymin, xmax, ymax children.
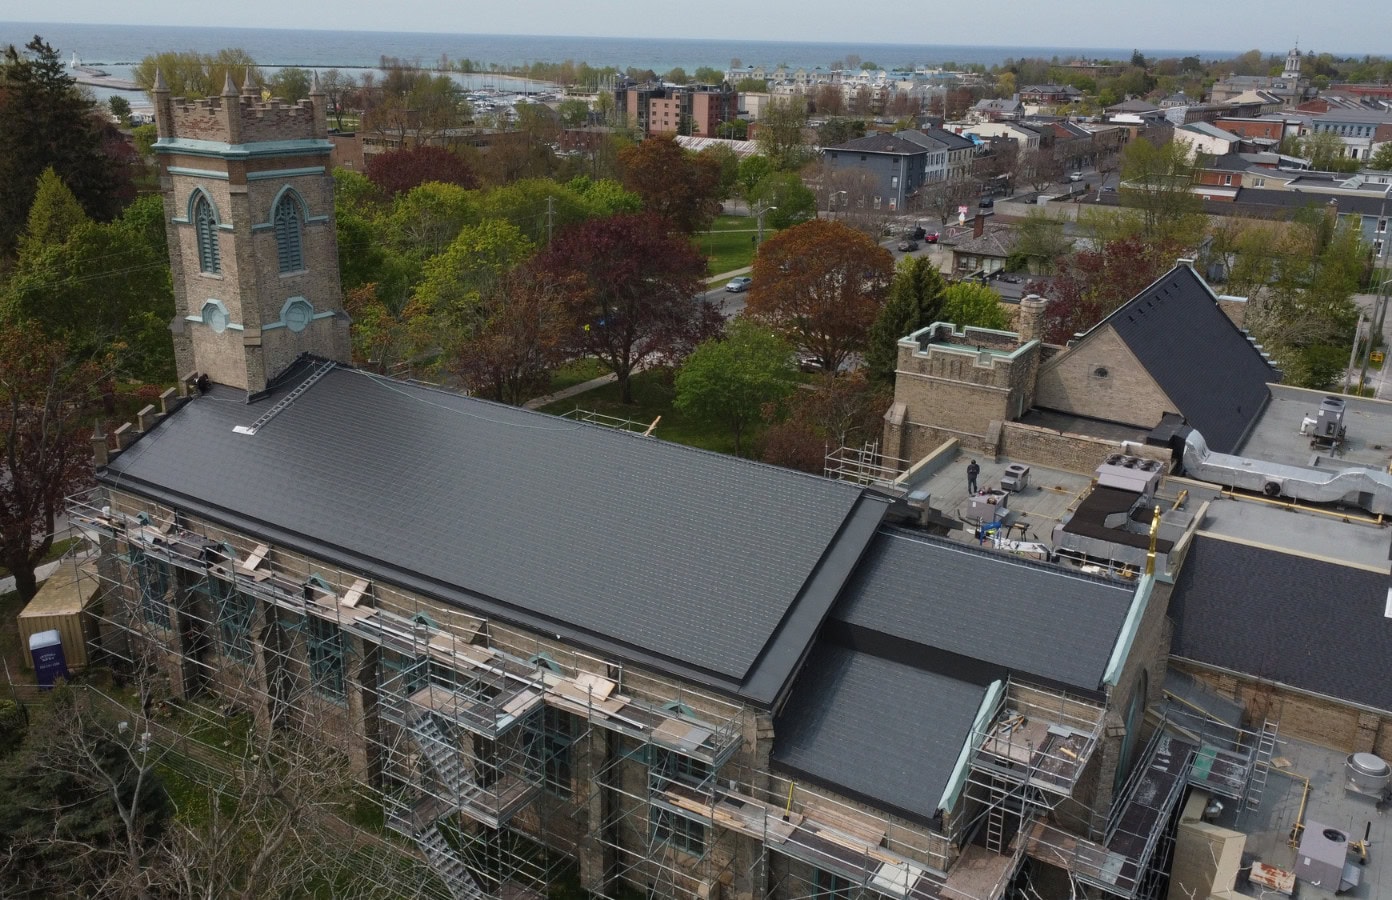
<box><xmin>537</xmin><ymin>212</ymin><xmax>721</xmax><ymax>403</ymax></box>
<box><xmin>745</xmin><ymin>219</ymin><xmax>894</xmax><ymax>374</ymax></box>
<box><xmin>1</xmin><ymin>324</ymin><xmax>106</xmax><ymax>601</ymax></box>
<box><xmin>1031</xmin><ymin>237</ymin><xmax>1177</xmax><ymax>344</ymax></box>
<box><xmin>444</xmin><ymin>264</ymin><xmax>576</xmax><ymax>405</ymax></box>
<box><xmin>618</xmin><ymin>135</ymin><xmax>723</xmax><ymax>234</ymax></box>
<box><xmin>365</xmin><ymin>145</ymin><xmax>479</xmax><ymax>197</ymax></box>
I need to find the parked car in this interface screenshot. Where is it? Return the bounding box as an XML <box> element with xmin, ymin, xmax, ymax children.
<box><xmin>978</xmin><ymin>197</ymin><xmax>995</xmax><ymax>209</ymax></box>
<box><xmin>725</xmin><ymin>276</ymin><xmax>752</xmax><ymax>292</ymax></box>
<box><xmin>1068</xmin><ymin>171</ymin><xmax>1084</xmax><ymax>182</ymax></box>
<box><xmin>924</xmin><ymin>231</ymin><xmax>940</xmax><ymax>244</ymax></box>
<box><xmin>897</xmin><ymin>239</ymin><xmax>920</xmax><ymax>252</ymax></box>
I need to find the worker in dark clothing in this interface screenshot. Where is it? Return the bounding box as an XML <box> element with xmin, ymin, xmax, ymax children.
<box><xmin>967</xmin><ymin>459</ymin><xmax>980</xmax><ymax>495</ymax></box>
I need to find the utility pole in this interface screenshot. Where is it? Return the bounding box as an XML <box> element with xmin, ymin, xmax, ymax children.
<box><xmin>546</xmin><ymin>195</ymin><xmax>555</xmax><ymax>245</ymax></box>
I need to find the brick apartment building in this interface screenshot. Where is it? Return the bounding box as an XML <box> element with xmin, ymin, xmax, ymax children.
<box><xmin>614</xmin><ymin>82</ymin><xmax>738</xmax><ymax>137</ymax></box>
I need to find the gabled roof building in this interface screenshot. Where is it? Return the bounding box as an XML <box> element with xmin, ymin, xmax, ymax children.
<box><xmin>68</xmin><ymin>72</ymin><xmax>1204</xmax><ymax>900</ymax></box>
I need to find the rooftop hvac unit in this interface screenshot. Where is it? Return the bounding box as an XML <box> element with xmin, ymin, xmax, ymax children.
<box><xmin>1346</xmin><ymin>752</ymin><xmax>1391</xmax><ymax>796</ymax></box>
<box><xmin>1317</xmin><ymin>395</ymin><xmax>1346</xmax><ymax>440</ymax></box>
<box><xmin>1094</xmin><ymin>454</ymin><xmax>1163</xmax><ymax>498</ymax></box>
<box><xmin>1001</xmin><ymin>463</ymin><xmax>1030</xmax><ymax>492</ymax></box>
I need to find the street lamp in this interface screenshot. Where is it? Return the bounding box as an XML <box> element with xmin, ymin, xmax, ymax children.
<box><xmin>754</xmin><ymin>203</ymin><xmax>778</xmax><ymax>248</ymax></box>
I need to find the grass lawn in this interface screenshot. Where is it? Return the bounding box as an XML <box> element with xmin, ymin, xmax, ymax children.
<box><xmin>542</xmin><ymin>357</ymin><xmax>608</xmax><ymax>396</ymax></box>
<box><xmin>539</xmin><ymin>369</ymin><xmax>738</xmax><ymax>455</ymax></box>
<box><xmin>0</xmin><ymin>536</ymin><xmax>80</xmax><ymax>580</ymax></box>
<box><xmin>695</xmin><ymin>214</ymin><xmax>776</xmax><ymax>276</ymax></box>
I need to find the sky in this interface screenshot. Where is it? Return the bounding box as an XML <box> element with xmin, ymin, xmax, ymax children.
<box><xmin>7</xmin><ymin>1</ymin><xmax>1386</xmax><ymax>54</ymax></box>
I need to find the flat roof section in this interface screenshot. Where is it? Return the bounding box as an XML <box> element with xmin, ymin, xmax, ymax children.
<box><xmin>1210</xmin><ymin>735</ymin><xmax>1392</xmax><ymax>898</ymax></box>
<box><xmin>1184</xmin><ymin>482</ymin><xmax>1392</xmax><ymax>573</ymax></box>
<box><xmin>905</xmin><ymin>451</ymin><xmax>1094</xmax><ymax>549</ymax></box>
<box><xmin>1239</xmin><ymin>384</ymin><xmax>1392</xmax><ymax>473</ymax></box>
<box><xmin>99</xmin><ymin>362</ymin><xmax>887</xmax><ymax>706</ymax></box>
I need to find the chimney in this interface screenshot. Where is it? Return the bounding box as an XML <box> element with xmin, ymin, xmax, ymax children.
<box><xmin>1018</xmin><ymin>294</ymin><xmax>1049</xmax><ymax>343</ymax></box>
<box><xmin>974</xmin><ymin>212</ymin><xmax>985</xmax><ymax>238</ymax></box>
<box><xmin>92</xmin><ymin>427</ymin><xmax>109</xmax><ymax>467</ymax></box>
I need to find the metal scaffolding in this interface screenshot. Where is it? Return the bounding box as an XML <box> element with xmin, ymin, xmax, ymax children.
<box><xmin>65</xmin><ymin>486</ymin><xmax>1269</xmax><ymax>900</ymax></box>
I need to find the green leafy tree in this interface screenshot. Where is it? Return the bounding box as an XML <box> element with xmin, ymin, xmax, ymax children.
<box><xmin>700</xmin><ymin>143</ymin><xmax>741</xmax><ymax>199</ymax></box>
<box><xmin>1371</xmin><ymin>143</ymin><xmax>1392</xmax><ymax>171</ymax></box>
<box><xmin>1118</xmin><ymin>139</ymin><xmax>1206</xmax><ymax>248</ymax></box>
<box><xmin>816</xmin><ymin>118</ymin><xmax>866</xmax><ymax>148</ymax></box>
<box><xmin>941</xmin><ymin>282</ymin><xmax>1010</xmax><ymax>329</ymax></box>
<box><xmin>557</xmin><ymin>97</ymin><xmax>591</xmax><ymax>127</ymax></box>
<box><xmin>664</xmin><ymin>67</ymin><xmax>690</xmax><ymax>84</ymax></box>
<box><xmin>675</xmin><ymin>321</ymin><xmax>798</xmax><ymax>453</ymax></box>
<box><xmin>866</xmin><ymin>257</ymin><xmax>947</xmax><ymax>382</ymax></box>
<box><xmin>1239</xmin><ymin>210</ymin><xmax>1363</xmax><ymax>388</ymax></box>
<box><xmin>1299</xmin><ymin>129</ymin><xmax>1360</xmax><ymax>173</ymax></box>
<box><xmin>412</xmin><ymin>220</ymin><xmax>534</xmax><ymax>334</ymax></box>
<box><xmin>755</xmin><ymin>97</ymin><xmax>811</xmax><ymax>171</ymax></box>
<box><xmin>18</xmin><ymin>168</ymin><xmax>87</xmax><ymax>254</ymax></box>
<box><xmin>268</xmin><ymin>66</ymin><xmax>313</xmax><ymax>103</ymax></box>
<box><xmin>4</xmin><ymin>182</ymin><xmax>174</xmax><ymax>381</ymax></box>
<box><xmin>693</xmin><ymin>66</ymin><xmax>725</xmax><ymax>84</ymax></box>
<box><xmin>107</xmin><ymin>95</ymin><xmax>131</xmax><ymax>125</ymax></box>
<box><xmin>747</xmin><ymin>172</ymin><xmax>817</xmax><ymax>229</ymax></box>
<box><xmin>565</xmin><ymin>176</ymin><xmax>643</xmax><ymax>216</ymax></box>
<box><xmin>476</xmin><ymin>178</ymin><xmax>593</xmax><ymax>245</ymax></box>
<box><xmin>383</xmin><ymin>181</ymin><xmax>480</xmax><ymax>263</ymax></box>
<box><xmin>735</xmin><ymin>78</ymin><xmax>768</xmax><ymax>92</ymax></box>
<box><xmin>133</xmin><ymin>48</ymin><xmax>259</xmax><ymax>98</ymax></box>
<box><xmin>0</xmin><ymin>37</ymin><xmax>123</xmax><ymax>256</ymax></box>
<box><xmin>1006</xmin><ymin>208</ymin><xmax>1075</xmax><ymax>274</ymax></box>
<box><xmin>131</xmin><ymin>123</ymin><xmax>158</xmax><ymax>159</ymax></box>
<box><xmin>736</xmin><ymin>155</ymin><xmax>774</xmax><ymax>198</ymax></box>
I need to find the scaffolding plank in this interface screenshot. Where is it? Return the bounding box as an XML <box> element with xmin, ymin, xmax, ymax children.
<box><xmin>341</xmin><ymin>578</ymin><xmax>370</xmax><ymax>608</ymax></box>
<box><xmin>573</xmin><ymin>672</ymin><xmax>614</xmax><ymax>700</ymax></box>
<box><xmin>801</xmin><ymin>802</ymin><xmax>887</xmax><ymax>847</ymax></box>
<box><xmin>238</xmin><ymin>543</ymin><xmax>270</xmax><ymax>573</ymax></box>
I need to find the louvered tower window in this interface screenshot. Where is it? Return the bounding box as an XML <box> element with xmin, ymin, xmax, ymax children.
<box><xmin>273</xmin><ymin>193</ymin><xmax>304</xmax><ymax>273</ymax></box>
<box><xmin>193</xmin><ymin>193</ymin><xmax>220</xmax><ymax>274</ymax></box>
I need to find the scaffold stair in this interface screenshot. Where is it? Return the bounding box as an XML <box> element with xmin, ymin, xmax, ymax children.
<box><xmin>1244</xmin><ymin>719</ymin><xmax>1279</xmax><ymax>812</ymax></box>
<box><xmin>411</xmin><ymin>713</ymin><xmax>478</xmax><ymax>801</ymax></box>
<box><xmin>416</xmin><ymin>826</ymin><xmax>486</xmax><ymax>900</ymax></box>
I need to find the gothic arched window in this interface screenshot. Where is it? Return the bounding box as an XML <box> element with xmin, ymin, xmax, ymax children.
<box><xmin>193</xmin><ymin>192</ymin><xmax>221</xmax><ymax>275</ymax></box>
<box><xmin>273</xmin><ymin>192</ymin><xmax>304</xmax><ymax>273</ymax></box>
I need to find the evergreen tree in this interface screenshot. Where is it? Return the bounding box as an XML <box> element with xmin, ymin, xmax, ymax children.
<box><xmin>866</xmin><ymin>257</ymin><xmax>946</xmax><ymax>383</ymax></box>
<box><xmin>0</xmin><ymin>37</ymin><xmax>121</xmax><ymax>256</ymax></box>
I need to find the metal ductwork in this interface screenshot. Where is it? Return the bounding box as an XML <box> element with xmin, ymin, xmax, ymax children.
<box><xmin>1180</xmin><ymin>428</ymin><xmax>1392</xmax><ymax>515</ymax></box>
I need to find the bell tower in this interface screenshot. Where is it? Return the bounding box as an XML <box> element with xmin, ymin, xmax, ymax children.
<box><xmin>1282</xmin><ymin>46</ymin><xmax>1302</xmax><ymax>80</ymax></box>
<box><xmin>154</xmin><ymin>69</ymin><xmax>350</xmax><ymax>393</ymax></box>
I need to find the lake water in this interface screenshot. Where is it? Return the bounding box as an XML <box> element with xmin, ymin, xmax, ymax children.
<box><xmin>3</xmin><ymin>21</ymin><xmax>1236</xmax><ymax>79</ymax></box>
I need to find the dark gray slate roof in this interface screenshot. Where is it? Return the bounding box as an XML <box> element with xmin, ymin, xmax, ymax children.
<box><xmin>833</xmin><ymin>530</ymin><xmax>1135</xmax><ymax>692</ymax></box>
<box><xmin>826</xmin><ymin>133</ymin><xmax>926</xmax><ymax>156</ymax></box>
<box><xmin>1170</xmin><ymin>536</ymin><xmax>1392</xmax><ymax>712</ymax></box>
<box><xmin>1096</xmin><ymin>265</ymin><xmax>1280</xmax><ymax>454</ymax></box>
<box><xmin>772</xmin><ymin>642</ymin><xmax>986</xmax><ymax>823</ymax></box>
<box><xmin>100</xmin><ymin>363</ymin><xmax>888</xmax><ymax>706</ymax></box>
<box><xmin>919</xmin><ymin>126</ymin><xmax>976</xmax><ymax>151</ymax></box>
